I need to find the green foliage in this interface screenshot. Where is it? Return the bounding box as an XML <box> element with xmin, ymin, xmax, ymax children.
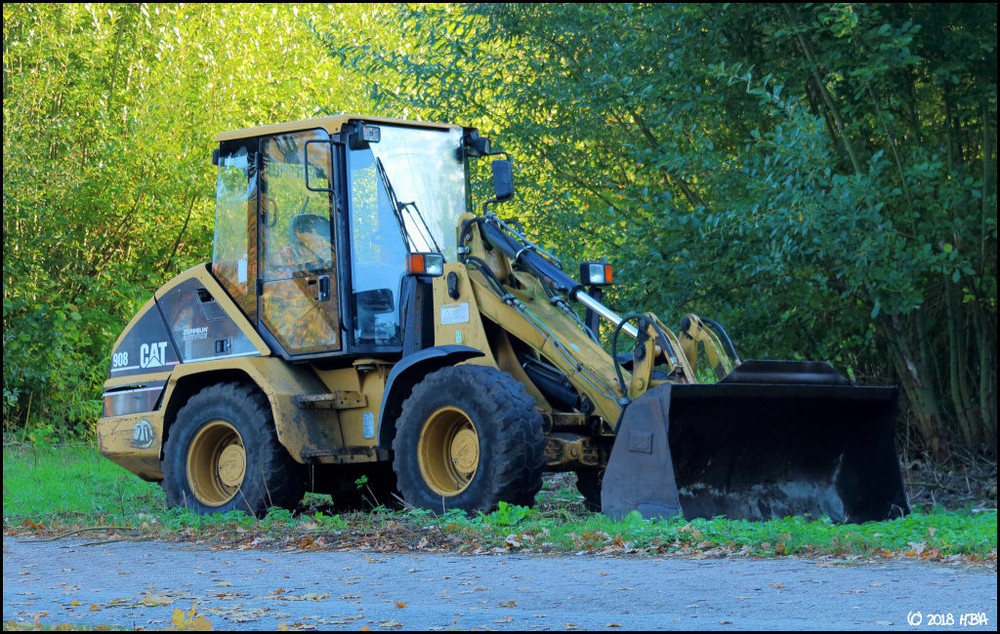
<box><xmin>3</xmin><ymin>300</ymin><xmax>101</xmax><ymax>436</ymax></box>
<box><xmin>261</xmin><ymin>506</ymin><xmax>295</xmax><ymax>526</ymax></box>
<box><xmin>2</xmin><ymin>4</ymin><xmax>375</xmax><ymax>437</ymax></box>
<box><xmin>482</xmin><ymin>501</ymin><xmax>535</xmax><ymax>527</ymax></box>
<box><xmin>4</xmin><ymin>3</ymin><xmax>995</xmax><ymax>460</ymax></box>
<box><xmin>329</xmin><ymin>3</ymin><xmax>997</xmax><ymax>457</ymax></box>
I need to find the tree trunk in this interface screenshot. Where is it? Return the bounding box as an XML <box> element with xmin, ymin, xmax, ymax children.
<box><xmin>944</xmin><ymin>286</ymin><xmax>966</xmax><ymax>441</ymax></box>
<box><xmin>886</xmin><ymin>315</ymin><xmax>947</xmax><ymax>460</ymax></box>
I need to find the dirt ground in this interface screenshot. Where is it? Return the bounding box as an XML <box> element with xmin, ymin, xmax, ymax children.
<box><xmin>899</xmin><ymin>451</ymin><xmax>998</xmax><ymax>511</ymax></box>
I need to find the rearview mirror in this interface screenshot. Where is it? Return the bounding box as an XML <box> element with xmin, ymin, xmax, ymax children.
<box><xmin>491</xmin><ymin>159</ymin><xmax>514</xmax><ymax>202</ymax></box>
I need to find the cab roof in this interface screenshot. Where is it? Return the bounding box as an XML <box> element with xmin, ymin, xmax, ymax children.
<box><xmin>214</xmin><ymin>114</ymin><xmax>463</xmax><ymax>143</ymax></box>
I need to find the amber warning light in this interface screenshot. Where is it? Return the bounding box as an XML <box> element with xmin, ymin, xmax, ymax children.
<box><xmin>406</xmin><ymin>253</ymin><xmax>445</xmax><ymax>277</ymax></box>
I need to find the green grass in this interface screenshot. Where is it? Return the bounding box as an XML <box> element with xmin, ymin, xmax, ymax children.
<box><xmin>2</xmin><ymin>444</ymin><xmax>167</xmax><ymax>523</ymax></box>
<box><xmin>3</xmin><ymin>444</ymin><xmax>996</xmax><ymax>563</ymax></box>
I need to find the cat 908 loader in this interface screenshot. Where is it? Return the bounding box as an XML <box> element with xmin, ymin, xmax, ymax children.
<box><xmin>97</xmin><ymin>115</ymin><xmax>910</xmax><ymax>522</ymax></box>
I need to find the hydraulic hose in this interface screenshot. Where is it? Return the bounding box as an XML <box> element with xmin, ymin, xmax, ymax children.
<box><xmin>477</xmin><ymin>218</ymin><xmax>582</xmax><ymax>296</ymax></box>
<box><xmin>477</xmin><ymin>217</ymin><xmax>641</xmax><ymax>339</ymax></box>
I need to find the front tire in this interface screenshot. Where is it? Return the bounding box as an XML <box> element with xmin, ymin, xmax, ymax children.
<box><xmin>162</xmin><ymin>383</ymin><xmax>304</xmax><ymax>516</ymax></box>
<box><xmin>392</xmin><ymin>365</ymin><xmax>546</xmax><ymax>513</ymax></box>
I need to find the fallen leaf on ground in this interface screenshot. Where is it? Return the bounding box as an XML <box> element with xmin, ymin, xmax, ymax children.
<box><xmin>141</xmin><ymin>594</ymin><xmax>174</xmax><ymax>607</ymax></box>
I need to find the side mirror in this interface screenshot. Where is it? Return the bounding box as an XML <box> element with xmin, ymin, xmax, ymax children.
<box><xmin>303</xmin><ymin>140</ymin><xmax>334</xmax><ymax>193</ymax></box>
<box><xmin>491</xmin><ymin>159</ymin><xmax>514</xmax><ymax>202</ymax></box>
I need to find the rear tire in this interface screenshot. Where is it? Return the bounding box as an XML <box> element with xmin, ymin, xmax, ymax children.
<box><xmin>162</xmin><ymin>383</ymin><xmax>304</xmax><ymax>516</ymax></box>
<box><xmin>392</xmin><ymin>365</ymin><xmax>546</xmax><ymax>513</ymax></box>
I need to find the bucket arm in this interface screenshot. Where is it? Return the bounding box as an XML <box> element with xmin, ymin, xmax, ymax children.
<box><xmin>454</xmin><ymin>212</ymin><xmax>732</xmax><ymax>424</ymax></box>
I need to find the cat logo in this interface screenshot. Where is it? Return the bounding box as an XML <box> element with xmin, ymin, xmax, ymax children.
<box><xmin>132</xmin><ymin>419</ymin><xmax>154</xmax><ymax>449</ymax></box>
<box><xmin>139</xmin><ymin>341</ymin><xmax>169</xmax><ymax>368</ymax></box>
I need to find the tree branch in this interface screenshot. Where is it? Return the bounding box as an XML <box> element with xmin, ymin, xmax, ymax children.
<box><xmin>782</xmin><ymin>4</ymin><xmax>863</xmax><ymax>175</ymax></box>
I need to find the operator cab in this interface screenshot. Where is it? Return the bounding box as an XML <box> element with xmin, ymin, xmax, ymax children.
<box><xmin>210</xmin><ymin>116</ymin><xmax>472</xmax><ymax>361</ymax></box>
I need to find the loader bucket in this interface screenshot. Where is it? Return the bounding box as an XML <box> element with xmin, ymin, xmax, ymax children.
<box><xmin>601</xmin><ymin>360</ymin><xmax>909</xmax><ymax>523</ymax></box>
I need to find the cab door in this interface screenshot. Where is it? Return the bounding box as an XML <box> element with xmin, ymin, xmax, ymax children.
<box><xmin>258</xmin><ymin>129</ymin><xmax>342</xmax><ymax>356</ymax></box>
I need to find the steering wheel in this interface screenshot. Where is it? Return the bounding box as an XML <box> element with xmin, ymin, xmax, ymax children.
<box><xmin>288</xmin><ymin>208</ymin><xmax>332</xmax><ymax>268</ymax></box>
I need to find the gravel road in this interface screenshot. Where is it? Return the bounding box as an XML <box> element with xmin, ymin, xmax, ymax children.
<box><xmin>3</xmin><ymin>536</ymin><xmax>996</xmax><ymax>631</ymax></box>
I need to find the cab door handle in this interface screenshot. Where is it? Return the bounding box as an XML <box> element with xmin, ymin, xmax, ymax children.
<box><xmin>317</xmin><ymin>275</ymin><xmax>331</xmax><ymax>302</ymax></box>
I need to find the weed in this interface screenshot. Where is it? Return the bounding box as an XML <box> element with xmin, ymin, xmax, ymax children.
<box><xmin>484</xmin><ymin>501</ymin><xmax>534</xmax><ymax>527</ymax></box>
<box><xmin>3</xmin><ymin>445</ymin><xmax>996</xmax><ymax>561</ymax></box>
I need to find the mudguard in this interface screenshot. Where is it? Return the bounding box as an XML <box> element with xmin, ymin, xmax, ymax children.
<box><xmin>376</xmin><ymin>345</ymin><xmax>485</xmax><ymax>448</ymax></box>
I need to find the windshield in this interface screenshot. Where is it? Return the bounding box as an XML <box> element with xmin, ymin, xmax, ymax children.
<box><xmin>366</xmin><ymin>125</ymin><xmax>466</xmax><ymax>261</ymax></box>
<box><xmin>346</xmin><ymin>124</ymin><xmax>466</xmax><ymax>347</ymax></box>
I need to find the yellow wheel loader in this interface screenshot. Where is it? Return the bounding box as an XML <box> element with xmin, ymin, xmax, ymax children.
<box><xmin>97</xmin><ymin>115</ymin><xmax>909</xmax><ymax>522</ymax></box>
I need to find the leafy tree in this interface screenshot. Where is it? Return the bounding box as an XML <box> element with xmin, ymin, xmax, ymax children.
<box><xmin>5</xmin><ymin>3</ymin><xmax>994</xmax><ymax>462</ymax></box>
<box><xmin>330</xmin><ymin>3</ymin><xmax>996</xmax><ymax>458</ymax></box>
<box><xmin>3</xmin><ymin>3</ymin><xmax>373</xmax><ymax>435</ymax></box>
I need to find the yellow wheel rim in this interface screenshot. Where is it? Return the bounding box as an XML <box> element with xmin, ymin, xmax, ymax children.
<box><xmin>418</xmin><ymin>406</ymin><xmax>480</xmax><ymax>496</ymax></box>
<box><xmin>186</xmin><ymin>420</ymin><xmax>246</xmax><ymax>506</ymax></box>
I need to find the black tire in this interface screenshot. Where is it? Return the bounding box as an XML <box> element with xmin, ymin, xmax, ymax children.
<box><xmin>162</xmin><ymin>383</ymin><xmax>304</xmax><ymax>516</ymax></box>
<box><xmin>392</xmin><ymin>365</ymin><xmax>546</xmax><ymax>513</ymax></box>
<box><xmin>575</xmin><ymin>468</ymin><xmax>604</xmax><ymax>512</ymax></box>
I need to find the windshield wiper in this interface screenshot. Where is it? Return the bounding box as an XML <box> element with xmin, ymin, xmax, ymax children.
<box><xmin>374</xmin><ymin>158</ymin><xmax>442</xmax><ymax>256</ymax></box>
